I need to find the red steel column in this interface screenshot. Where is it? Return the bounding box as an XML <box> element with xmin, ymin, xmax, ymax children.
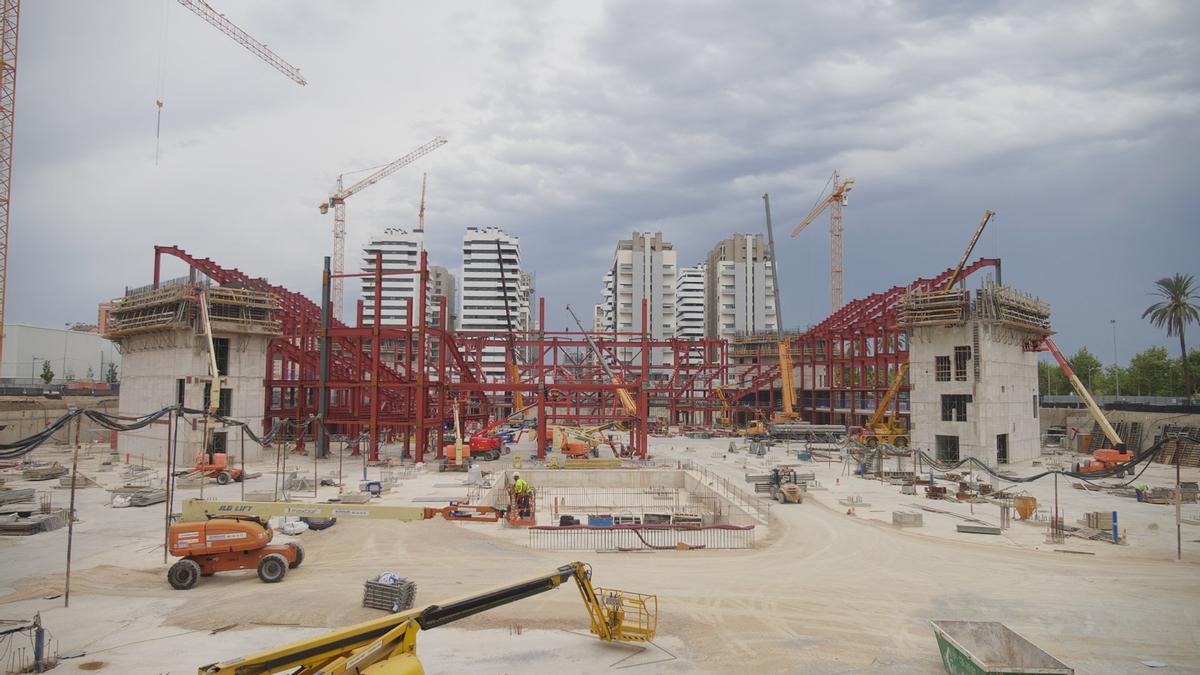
<box><xmin>368</xmin><ymin>251</ymin><xmax>382</xmax><ymax>461</ymax></box>
<box><xmin>414</xmin><ymin>251</ymin><xmax>428</xmax><ymax>463</ymax></box>
<box><xmin>537</xmin><ymin>298</ymin><xmax>547</xmax><ymax>459</ymax></box>
<box><xmin>639</xmin><ymin>299</ymin><xmax>649</xmax><ymax>459</ymax></box>
<box><xmin>437</xmin><ymin>295</ymin><xmax>448</xmax><ymax>460</ymax></box>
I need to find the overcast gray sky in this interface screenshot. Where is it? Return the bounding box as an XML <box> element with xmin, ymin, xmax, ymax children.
<box><xmin>9</xmin><ymin>1</ymin><xmax>1199</xmax><ymax>364</ymax></box>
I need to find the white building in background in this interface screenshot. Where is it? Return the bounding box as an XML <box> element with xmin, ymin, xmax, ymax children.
<box><xmin>459</xmin><ymin>227</ymin><xmax>531</xmax><ymax>381</ymax></box>
<box><xmin>597</xmin><ymin>270</ymin><xmax>615</xmax><ymax>333</ymax></box>
<box><xmin>605</xmin><ymin>232</ymin><xmax>677</xmax><ymax>366</ymax></box>
<box><xmin>359</xmin><ymin>229</ymin><xmax>457</xmax><ymax>330</ymax></box>
<box><xmin>705</xmin><ymin>234</ymin><xmax>778</xmax><ymax>340</ymax></box>
<box><xmin>1</xmin><ymin>324</ymin><xmax>121</xmax><ymax>384</ymax></box>
<box><xmin>428</xmin><ymin>265</ymin><xmax>457</xmax><ymax>329</ymax></box>
<box><xmin>360</xmin><ymin>228</ymin><xmax>427</xmax><ymax>326</ymax></box>
<box><xmin>675</xmin><ymin>264</ymin><xmax>706</xmax><ymax>362</ymax></box>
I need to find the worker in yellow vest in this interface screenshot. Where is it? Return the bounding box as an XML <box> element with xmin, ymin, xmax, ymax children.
<box><xmin>512</xmin><ymin>472</ymin><xmax>532</xmax><ymax>518</ymax></box>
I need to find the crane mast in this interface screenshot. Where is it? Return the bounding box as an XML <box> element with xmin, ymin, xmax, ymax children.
<box><xmin>791</xmin><ymin>171</ymin><xmax>855</xmax><ymax>312</ymax></box>
<box><xmin>762</xmin><ymin>193</ymin><xmax>797</xmax><ymax>420</ymax></box>
<box><xmin>0</xmin><ymin>0</ymin><xmax>17</xmax><ymax>376</ymax></box>
<box><xmin>319</xmin><ymin>137</ymin><xmax>447</xmax><ymax>321</ymax></box>
<box><xmin>176</xmin><ymin>0</ymin><xmax>306</xmax><ymax>85</ymax></box>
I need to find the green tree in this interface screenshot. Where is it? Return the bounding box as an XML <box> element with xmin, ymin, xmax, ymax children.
<box><xmin>1068</xmin><ymin>347</ymin><xmax>1106</xmax><ymax>393</ymax></box>
<box><xmin>1126</xmin><ymin>346</ymin><xmax>1173</xmax><ymax>396</ymax></box>
<box><xmin>1143</xmin><ymin>273</ymin><xmax>1199</xmax><ymax>397</ymax></box>
<box><xmin>40</xmin><ymin>360</ymin><xmax>54</xmax><ymax>385</ymax></box>
<box><xmin>105</xmin><ymin>362</ymin><xmax>118</xmax><ymax>384</ymax></box>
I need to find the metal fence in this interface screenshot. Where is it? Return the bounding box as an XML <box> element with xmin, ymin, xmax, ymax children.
<box><xmin>528</xmin><ymin>524</ymin><xmax>755</xmax><ymax>551</ymax></box>
<box><xmin>680</xmin><ymin>462</ymin><xmax>772</xmax><ymax>524</ymax></box>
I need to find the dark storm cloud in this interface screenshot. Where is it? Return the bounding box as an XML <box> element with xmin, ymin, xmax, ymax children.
<box><xmin>7</xmin><ymin>1</ymin><xmax>1198</xmax><ymax>364</ymax></box>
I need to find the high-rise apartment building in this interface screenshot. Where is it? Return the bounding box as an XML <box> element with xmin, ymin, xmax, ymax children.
<box><xmin>361</xmin><ymin>228</ymin><xmax>428</xmax><ymax>325</ymax></box>
<box><xmin>704</xmin><ymin>234</ymin><xmax>778</xmax><ymax>340</ymax></box>
<box><xmin>604</xmin><ymin>232</ymin><xmax>676</xmax><ymax>365</ymax></box>
<box><xmin>675</xmin><ymin>263</ymin><xmax>706</xmax><ymax>361</ymax></box>
<box><xmin>428</xmin><ymin>265</ymin><xmax>457</xmax><ymax>329</ymax></box>
<box><xmin>459</xmin><ymin>227</ymin><xmax>531</xmax><ymax>381</ymax></box>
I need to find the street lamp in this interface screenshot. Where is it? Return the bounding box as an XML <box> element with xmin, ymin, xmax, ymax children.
<box><xmin>1110</xmin><ymin>319</ymin><xmax>1121</xmax><ymax>397</ymax></box>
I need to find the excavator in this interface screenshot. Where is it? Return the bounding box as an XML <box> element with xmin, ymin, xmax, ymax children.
<box><xmin>857</xmin><ymin>210</ymin><xmax>995</xmax><ymax>448</ymax></box>
<box><xmin>197</xmin><ymin>561</ymin><xmax>657</xmax><ymax>674</ymax></box>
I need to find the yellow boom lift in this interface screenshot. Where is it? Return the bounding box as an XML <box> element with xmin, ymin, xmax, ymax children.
<box><xmin>739</xmin><ymin>194</ymin><xmax>800</xmax><ymax>438</ymax></box>
<box><xmin>198</xmin><ymin>561</ymin><xmax>656</xmax><ymax>674</ymax></box>
<box><xmin>858</xmin><ymin>210</ymin><xmax>994</xmax><ymax>447</ymax></box>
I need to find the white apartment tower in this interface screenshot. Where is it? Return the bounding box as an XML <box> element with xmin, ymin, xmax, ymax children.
<box><xmin>605</xmin><ymin>232</ymin><xmax>677</xmax><ymax>366</ymax></box>
<box><xmin>460</xmin><ymin>227</ymin><xmax>531</xmax><ymax>381</ymax></box>
<box><xmin>705</xmin><ymin>234</ymin><xmax>778</xmax><ymax>340</ymax></box>
<box><xmin>428</xmin><ymin>265</ymin><xmax>457</xmax><ymax>329</ymax></box>
<box><xmin>675</xmin><ymin>263</ymin><xmax>706</xmax><ymax>361</ymax></box>
<box><xmin>361</xmin><ymin>228</ymin><xmax>431</xmax><ymax>326</ymax></box>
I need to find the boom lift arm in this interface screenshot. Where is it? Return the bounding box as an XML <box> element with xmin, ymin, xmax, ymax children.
<box><xmin>565</xmin><ymin>304</ymin><xmax>638</xmax><ymax>416</ymax></box>
<box><xmin>1032</xmin><ymin>336</ymin><xmax>1123</xmax><ymax>449</ymax></box>
<box><xmin>762</xmin><ymin>193</ymin><xmax>798</xmax><ymax>422</ymax></box>
<box><xmin>198</xmin><ymin>561</ymin><xmax>657</xmax><ymax>674</ymax></box>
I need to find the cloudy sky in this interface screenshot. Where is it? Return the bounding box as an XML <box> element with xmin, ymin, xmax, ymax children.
<box><xmin>9</xmin><ymin>1</ymin><xmax>1199</xmax><ymax>365</ymax></box>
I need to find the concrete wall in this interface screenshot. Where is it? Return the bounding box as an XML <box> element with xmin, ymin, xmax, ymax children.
<box><xmin>116</xmin><ymin>330</ymin><xmax>271</xmax><ymax>462</ymax></box>
<box><xmin>910</xmin><ymin>322</ymin><xmax>1040</xmax><ymax>465</ymax></box>
<box><xmin>0</xmin><ymin>397</ymin><xmax>117</xmax><ymax>445</ymax></box>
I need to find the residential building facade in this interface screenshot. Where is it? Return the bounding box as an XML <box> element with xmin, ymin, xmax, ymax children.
<box><xmin>704</xmin><ymin>234</ymin><xmax>778</xmax><ymax>340</ymax></box>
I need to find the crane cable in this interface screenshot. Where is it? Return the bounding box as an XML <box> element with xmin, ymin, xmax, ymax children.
<box><xmin>154</xmin><ymin>0</ymin><xmax>170</xmax><ymax>165</ymax></box>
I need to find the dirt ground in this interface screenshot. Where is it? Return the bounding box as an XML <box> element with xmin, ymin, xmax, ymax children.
<box><xmin>1</xmin><ymin>436</ymin><xmax>1197</xmax><ymax>674</ymax></box>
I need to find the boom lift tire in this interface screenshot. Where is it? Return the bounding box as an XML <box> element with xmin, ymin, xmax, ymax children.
<box><xmin>168</xmin><ymin>559</ymin><xmax>202</xmax><ymax>590</ymax></box>
<box><xmin>215</xmin><ymin>471</ymin><xmax>232</xmax><ymax>485</ymax></box>
<box><xmin>894</xmin><ymin>436</ymin><xmax>908</xmax><ymax>447</ymax></box>
<box><xmin>257</xmin><ymin>554</ymin><xmax>288</xmax><ymax>583</ymax></box>
<box><xmin>288</xmin><ymin>544</ymin><xmax>305</xmax><ymax>569</ymax></box>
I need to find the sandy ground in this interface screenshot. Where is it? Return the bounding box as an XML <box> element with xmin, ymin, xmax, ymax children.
<box><xmin>1</xmin><ymin>437</ymin><xmax>1198</xmax><ymax>674</ymax></box>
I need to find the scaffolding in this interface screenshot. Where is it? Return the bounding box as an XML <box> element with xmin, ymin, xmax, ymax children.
<box><xmin>104</xmin><ymin>283</ymin><xmax>278</xmax><ymax>338</ymax></box>
<box><xmin>899</xmin><ymin>281</ymin><xmax>1050</xmax><ymax>335</ymax></box>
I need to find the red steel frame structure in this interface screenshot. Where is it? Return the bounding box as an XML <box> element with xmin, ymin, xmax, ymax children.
<box><xmin>718</xmin><ymin>258</ymin><xmax>1001</xmax><ymax>429</ymax></box>
<box><xmin>151</xmin><ymin>246</ymin><xmax>728</xmax><ymax>462</ymax></box>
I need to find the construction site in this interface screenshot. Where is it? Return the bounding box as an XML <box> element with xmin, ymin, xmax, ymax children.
<box><xmin>1</xmin><ymin>3</ymin><xmax>1198</xmax><ymax>675</ymax></box>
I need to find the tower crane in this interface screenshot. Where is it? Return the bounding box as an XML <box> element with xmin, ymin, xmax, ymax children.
<box><xmin>176</xmin><ymin>0</ymin><xmax>306</xmax><ymax>85</ymax></box>
<box><xmin>416</xmin><ymin>172</ymin><xmax>427</xmax><ymax>233</ymax></box>
<box><xmin>0</xmin><ymin>0</ymin><xmax>18</xmax><ymax>375</ymax></box>
<box><xmin>319</xmin><ymin>137</ymin><xmax>447</xmax><ymax>321</ymax></box>
<box><xmin>791</xmin><ymin>171</ymin><xmax>855</xmax><ymax>312</ymax></box>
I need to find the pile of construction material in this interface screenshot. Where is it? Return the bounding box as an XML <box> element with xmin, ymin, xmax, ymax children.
<box><xmin>0</xmin><ymin>508</ymin><xmax>69</xmax><ymax>536</ymax></box>
<box><xmin>363</xmin><ymin>573</ymin><xmax>417</xmax><ymax>612</ymax></box>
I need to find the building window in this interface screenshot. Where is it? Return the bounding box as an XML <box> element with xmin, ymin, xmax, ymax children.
<box><xmin>1033</xmin><ymin>394</ymin><xmax>1039</xmax><ymax>419</ymax></box>
<box><xmin>176</xmin><ymin>378</ymin><xmax>185</xmax><ymax>407</ymax></box>
<box><xmin>213</xmin><ymin>337</ymin><xmax>230</xmax><ymax>376</ymax></box>
<box><xmin>940</xmin><ymin>394</ymin><xmax>971</xmax><ymax>422</ymax></box>
<box><xmin>953</xmin><ymin>346</ymin><xmax>970</xmax><ymax>381</ymax></box>
<box><xmin>935</xmin><ymin>356</ymin><xmax>951</xmax><ymax>382</ymax></box>
<box><xmin>936</xmin><ymin>435</ymin><xmax>960</xmax><ymax>462</ymax></box>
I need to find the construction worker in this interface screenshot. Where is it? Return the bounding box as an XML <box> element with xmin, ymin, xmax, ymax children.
<box><xmin>512</xmin><ymin>472</ymin><xmax>532</xmax><ymax>518</ymax></box>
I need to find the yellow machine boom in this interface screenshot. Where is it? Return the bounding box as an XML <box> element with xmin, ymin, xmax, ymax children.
<box><xmin>198</xmin><ymin>561</ymin><xmax>656</xmax><ymax>674</ymax></box>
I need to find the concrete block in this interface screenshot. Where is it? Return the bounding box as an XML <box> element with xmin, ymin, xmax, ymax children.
<box><xmin>893</xmin><ymin>511</ymin><xmax>924</xmax><ymax>528</ymax></box>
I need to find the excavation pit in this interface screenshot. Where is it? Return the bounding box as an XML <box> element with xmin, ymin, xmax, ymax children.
<box><xmin>487</xmin><ymin>469</ymin><xmax>759</xmax><ymax>551</ymax></box>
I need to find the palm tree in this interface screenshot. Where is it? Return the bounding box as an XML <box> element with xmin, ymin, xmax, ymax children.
<box><xmin>1143</xmin><ymin>273</ymin><xmax>1199</xmax><ymax>398</ymax></box>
